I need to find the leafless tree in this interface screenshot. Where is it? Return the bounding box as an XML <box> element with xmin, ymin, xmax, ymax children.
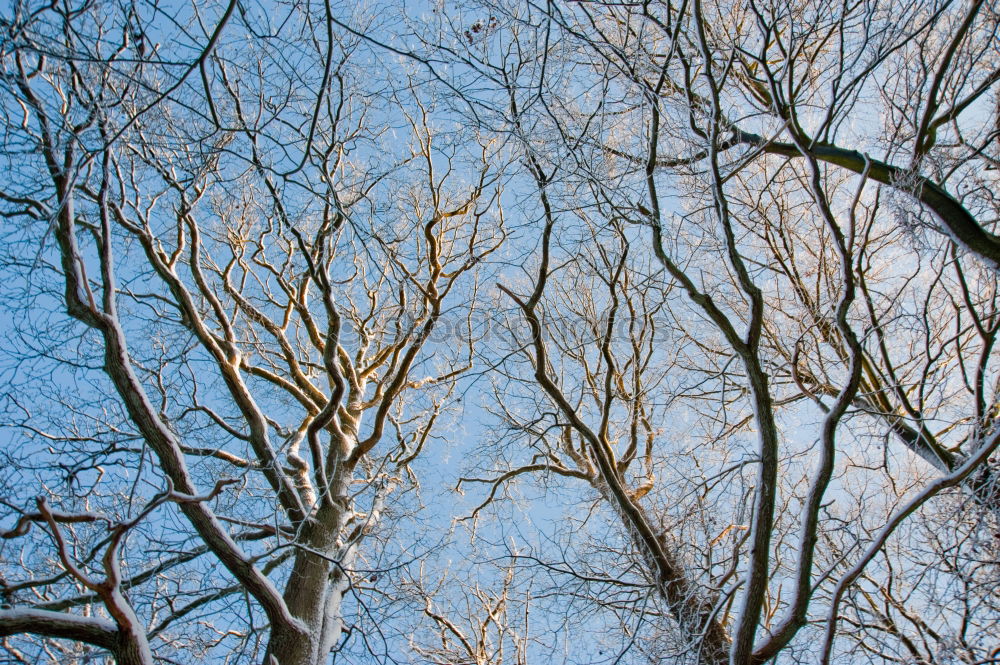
<box><xmin>0</xmin><ymin>2</ymin><xmax>503</xmax><ymax>664</ymax></box>
<box><xmin>436</xmin><ymin>1</ymin><xmax>1000</xmax><ymax>664</ymax></box>
<box><xmin>2</xmin><ymin>0</ymin><xmax>999</xmax><ymax>664</ymax></box>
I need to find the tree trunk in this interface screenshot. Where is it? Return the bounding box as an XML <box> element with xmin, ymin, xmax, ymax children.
<box><xmin>265</xmin><ymin>475</ymin><xmax>351</xmax><ymax>665</ymax></box>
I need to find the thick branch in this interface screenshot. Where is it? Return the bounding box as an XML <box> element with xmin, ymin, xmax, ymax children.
<box><xmin>738</xmin><ymin>131</ymin><xmax>1000</xmax><ymax>270</ymax></box>
<box><xmin>0</xmin><ymin>608</ymin><xmax>117</xmax><ymax>651</ymax></box>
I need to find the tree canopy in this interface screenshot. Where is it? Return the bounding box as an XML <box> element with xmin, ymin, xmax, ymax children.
<box><xmin>1</xmin><ymin>1</ymin><xmax>998</xmax><ymax>664</ymax></box>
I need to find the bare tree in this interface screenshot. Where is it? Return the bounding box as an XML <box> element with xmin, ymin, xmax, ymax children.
<box><xmin>2</xmin><ymin>1</ymin><xmax>999</xmax><ymax>664</ymax></box>
<box><xmin>403</xmin><ymin>560</ymin><xmax>532</xmax><ymax>665</ymax></box>
<box><xmin>0</xmin><ymin>2</ymin><xmax>503</xmax><ymax>663</ymax></box>
<box><xmin>434</xmin><ymin>1</ymin><xmax>1000</xmax><ymax>664</ymax></box>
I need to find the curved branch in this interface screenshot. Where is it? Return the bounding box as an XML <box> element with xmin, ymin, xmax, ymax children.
<box><xmin>818</xmin><ymin>425</ymin><xmax>1000</xmax><ymax>665</ymax></box>
<box><xmin>456</xmin><ymin>463</ymin><xmax>591</xmax><ymax>521</ymax></box>
<box><xmin>0</xmin><ymin>608</ymin><xmax>117</xmax><ymax>651</ymax></box>
<box><xmin>737</xmin><ymin>131</ymin><xmax>1000</xmax><ymax>270</ymax></box>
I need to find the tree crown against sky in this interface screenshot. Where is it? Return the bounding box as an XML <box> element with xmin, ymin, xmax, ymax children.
<box><xmin>0</xmin><ymin>0</ymin><xmax>998</xmax><ymax>664</ymax></box>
